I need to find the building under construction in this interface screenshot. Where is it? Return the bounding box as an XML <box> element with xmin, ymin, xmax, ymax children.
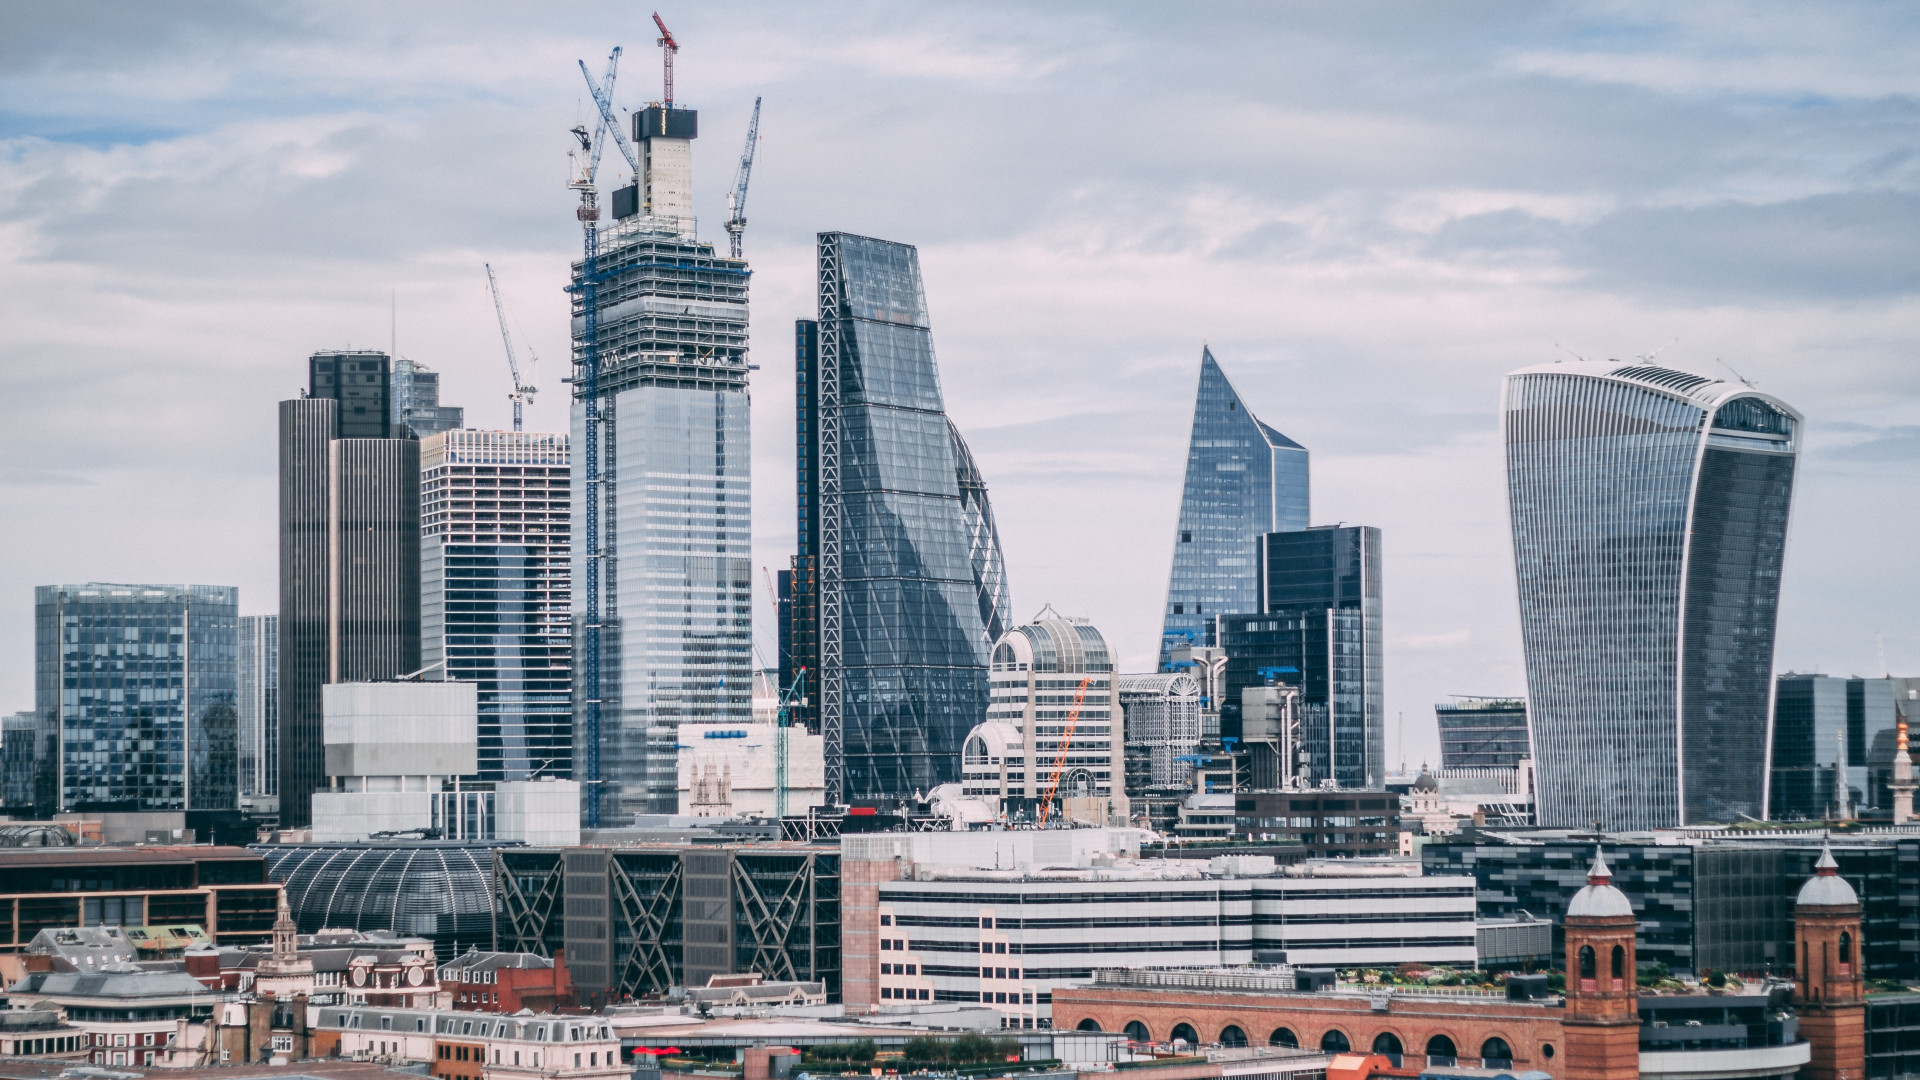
<box><xmin>569</xmin><ymin>37</ymin><xmax>755</xmax><ymax>826</ymax></box>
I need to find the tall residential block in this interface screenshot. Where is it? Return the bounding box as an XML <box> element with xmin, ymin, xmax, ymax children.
<box><xmin>421</xmin><ymin>430</ymin><xmax>572</xmax><ymax>782</ymax></box>
<box><xmin>1218</xmin><ymin>524</ymin><xmax>1385</xmax><ymax>787</ymax></box>
<box><xmin>787</xmin><ymin>233</ymin><xmax>1013</xmax><ymax>803</ymax></box>
<box><xmin>1504</xmin><ymin>361</ymin><xmax>1798</xmax><ymax>829</ymax></box>
<box><xmin>1158</xmin><ymin>348</ymin><xmax>1309</xmax><ymax>667</ymax></box>
<box><xmin>238</xmin><ymin>615</ymin><xmax>278</xmax><ymax>799</ymax></box>
<box><xmin>570</xmin><ymin>104</ymin><xmax>753</xmax><ymax>823</ymax></box>
<box><xmin>279</xmin><ymin>350</ymin><xmax>425</xmax><ymax>827</ymax></box>
<box><xmin>1436</xmin><ymin>697</ymin><xmax>1531</xmax><ymax>770</ymax></box>
<box><xmin>35</xmin><ymin>583</ymin><xmax>238</xmax><ymax>812</ymax></box>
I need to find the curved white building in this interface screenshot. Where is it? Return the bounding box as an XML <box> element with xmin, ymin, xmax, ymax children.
<box><xmin>1503</xmin><ymin>360</ymin><xmax>1799</xmax><ymax>829</ymax></box>
<box><xmin>965</xmin><ymin>610</ymin><xmax>1127</xmax><ymax>824</ymax></box>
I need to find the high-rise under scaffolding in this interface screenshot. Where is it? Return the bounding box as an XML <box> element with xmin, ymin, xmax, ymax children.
<box><xmin>570</xmin><ymin>103</ymin><xmax>754</xmax><ymax>825</ymax></box>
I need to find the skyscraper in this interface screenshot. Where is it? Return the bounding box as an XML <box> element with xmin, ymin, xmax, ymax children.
<box><xmin>1504</xmin><ymin>360</ymin><xmax>1799</xmax><ymax>829</ymax></box>
<box><xmin>1159</xmin><ymin>348</ymin><xmax>1308</xmax><ymax>666</ymax></box>
<box><xmin>970</xmin><ymin>609</ymin><xmax>1125</xmax><ymax>822</ymax></box>
<box><xmin>279</xmin><ymin>350</ymin><xmax>424</xmax><ymax>827</ymax></box>
<box><xmin>421</xmin><ymin>429</ymin><xmax>572</xmax><ymax>782</ymax></box>
<box><xmin>1770</xmin><ymin>674</ymin><xmax>1900</xmax><ymax>820</ymax></box>
<box><xmin>571</xmin><ymin>105</ymin><xmax>753</xmax><ymax>824</ymax></box>
<box><xmin>1217</xmin><ymin>524</ymin><xmax>1385</xmax><ymax>787</ymax></box>
<box><xmin>788</xmin><ymin>232</ymin><xmax>1013</xmax><ymax>802</ymax></box>
<box><xmin>1435</xmin><ymin>698</ymin><xmax>1531</xmax><ymax>770</ymax></box>
<box><xmin>393</xmin><ymin>357</ymin><xmax>465</xmax><ymax>437</ymax></box>
<box><xmin>238</xmin><ymin>614</ymin><xmax>278</xmax><ymax>799</ymax></box>
<box><xmin>35</xmin><ymin>583</ymin><xmax>238</xmax><ymax>811</ymax></box>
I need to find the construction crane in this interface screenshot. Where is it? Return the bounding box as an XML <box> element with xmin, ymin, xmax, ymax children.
<box><xmin>564</xmin><ymin>44</ymin><xmax>625</xmax><ymax>831</ymax></box>
<box><xmin>483</xmin><ymin>263</ymin><xmax>538</xmax><ymax>431</ymax></box>
<box><xmin>1036</xmin><ymin>677</ymin><xmax>1093</xmax><ymax>826</ymax></box>
<box><xmin>652</xmin><ymin>13</ymin><xmax>679</xmax><ymax>107</ymax></box>
<box><xmin>724</xmin><ymin>97</ymin><xmax>761</xmax><ymax>259</ymax></box>
<box><xmin>579</xmin><ymin>50</ymin><xmax>640</xmax><ymax>182</ymax></box>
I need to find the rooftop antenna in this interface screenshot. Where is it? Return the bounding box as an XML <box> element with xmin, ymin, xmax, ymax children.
<box><xmin>1635</xmin><ymin>337</ymin><xmax>1677</xmax><ymax>365</ymax></box>
<box><xmin>1552</xmin><ymin>342</ymin><xmax>1587</xmax><ymax>363</ymax></box>
<box><xmin>1715</xmin><ymin>357</ymin><xmax>1757</xmax><ymax>388</ymax></box>
<box><xmin>652</xmin><ymin>13</ymin><xmax>679</xmax><ymax>107</ymax></box>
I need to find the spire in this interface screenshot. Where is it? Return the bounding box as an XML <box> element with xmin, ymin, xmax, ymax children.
<box><xmin>272</xmin><ymin>889</ymin><xmax>298</xmax><ymax>962</ymax></box>
<box><xmin>1815</xmin><ymin>843</ymin><xmax>1839</xmax><ymax>877</ymax></box>
<box><xmin>1588</xmin><ymin>845</ymin><xmax>1613</xmax><ymax>886</ymax></box>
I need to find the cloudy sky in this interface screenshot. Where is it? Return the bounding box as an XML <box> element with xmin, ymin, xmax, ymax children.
<box><xmin>3</xmin><ymin>2</ymin><xmax>1916</xmax><ymax>766</ymax></box>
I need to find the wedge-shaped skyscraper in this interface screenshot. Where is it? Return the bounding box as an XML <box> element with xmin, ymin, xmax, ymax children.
<box><xmin>788</xmin><ymin>233</ymin><xmax>1012</xmax><ymax>802</ymax></box>
<box><xmin>1159</xmin><ymin>348</ymin><xmax>1309</xmax><ymax>666</ymax></box>
<box><xmin>1504</xmin><ymin>360</ymin><xmax>1799</xmax><ymax>829</ymax></box>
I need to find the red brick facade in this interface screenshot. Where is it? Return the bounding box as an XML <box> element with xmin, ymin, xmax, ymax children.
<box><xmin>1050</xmin><ymin>986</ymin><xmax>1564</xmax><ymax>1075</ymax></box>
<box><xmin>1795</xmin><ymin>860</ymin><xmax>1866</xmax><ymax>1080</ymax></box>
<box><xmin>1560</xmin><ymin>896</ymin><xmax>1639</xmax><ymax>1080</ymax></box>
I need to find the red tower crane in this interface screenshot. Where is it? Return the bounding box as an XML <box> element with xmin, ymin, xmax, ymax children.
<box><xmin>1037</xmin><ymin>677</ymin><xmax>1093</xmax><ymax>826</ymax></box>
<box><xmin>652</xmin><ymin>13</ymin><xmax>679</xmax><ymax>107</ymax></box>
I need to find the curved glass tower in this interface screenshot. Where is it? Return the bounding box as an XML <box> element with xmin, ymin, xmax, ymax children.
<box><xmin>1503</xmin><ymin>361</ymin><xmax>1799</xmax><ymax>829</ymax></box>
<box><xmin>1159</xmin><ymin>348</ymin><xmax>1309</xmax><ymax>666</ymax></box>
<box><xmin>790</xmin><ymin>233</ymin><xmax>1013</xmax><ymax>803</ymax></box>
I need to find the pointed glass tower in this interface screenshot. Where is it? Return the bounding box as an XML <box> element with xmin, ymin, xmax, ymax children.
<box><xmin>1159</xmin><ymin>349</ymin><xmax>1308</xmax><ymax>666</ymax></box>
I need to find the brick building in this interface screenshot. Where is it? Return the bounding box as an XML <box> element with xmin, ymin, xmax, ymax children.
<box><xmin>437</xmin><ymin>950</ymin><xmax>573</xmax><ymax>1013</ymax></box>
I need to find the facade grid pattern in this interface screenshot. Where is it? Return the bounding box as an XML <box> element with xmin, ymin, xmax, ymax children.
<box><xmin>238</xmin><ymin>615</ymin><xmax>278</xmax><ymax>797</ymax></box>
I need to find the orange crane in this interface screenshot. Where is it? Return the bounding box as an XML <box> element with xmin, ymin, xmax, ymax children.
<box><xmin>1036</xmin><ymin>677</ymin><xmax>1093</xmax><ymax>826</ymax></box>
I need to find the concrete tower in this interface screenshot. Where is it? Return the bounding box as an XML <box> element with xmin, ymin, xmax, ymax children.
<box><xmin>1794</xmin><ymin>844</ymin><xmax>1865</xmax><ymax>1080</ymax></box>
<box><xmin>1559</xmin><ymin>849</ymin><xmax>1641</xmax><ymax>1080</ymax></box>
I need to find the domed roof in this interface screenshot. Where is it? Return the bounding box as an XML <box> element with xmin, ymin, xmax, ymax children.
<box><xmin>1795</xmin><ymin>844</ymin><xmax>1859</xmax><ymax>908</ymax></box>
<box><xmin>1412</xmin><ymin>767</ymin><xmax>1440</xmax><ymax>793</ymax></box>
<box><xmin>990</xmin><ymin>606</ymin><xmax>1112</xmax><ymax>674</ymax></box>
<box><xmin>1567</xmin><ymin>848</ymin><xmax>1635</xmax><ymax>919</ymax></box>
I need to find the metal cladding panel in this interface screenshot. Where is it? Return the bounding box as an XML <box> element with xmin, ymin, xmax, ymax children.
<box><xmin>635</xmin><ymin>106</ymin><xmax>697</xmax><ymax>140</ymax></box>
<box><xmin>611</xmin><ymin>184</ymin><xmax>639</xmax><ymax>220</ymax></box>
<box><xmin>328</xmin><ymin>439</ymin><xmax>422</xmax><ymax>685</ymax></box>
<box><xmin>681</xmin><ymin>850</ymin><xmax>732</xmax><ymax>986</ymax></box>
<box><xmin>279</xmin><ymin>398</ymin><xmax>334</xmax><ymax>828</ymax></box>
<box><xmin>562</xmin><ymin>847</ymin><xmax>612</xmax><ymax>992</ymax></box>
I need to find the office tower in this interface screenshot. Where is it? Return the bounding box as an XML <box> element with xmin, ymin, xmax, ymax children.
<box><xmin>1503</xmin><ymin>360</ymin><xmax>1799</xmax><ymax>830</ymax></box>
<box><xmin>570</xmin><ymin>105</ymin><xmax>752</xmax><ymax>824</ymax></box>
<box><xmin>1436</xmin><ymin>697</ymin><xmax>1531</xmax><ymax>770</ymax></box>
<box><xmin>1159</xmin><ymin>348</ymin><xmax>1309</xmax><ymax>666</ymax></box>
<box><xmin>1771</xmin><ymin>674</ymin><xmax>1900</xmax><ymax>819</ymax></box>
<box><xmin>238</xmin><ymin>615</ymin><xmax>278</xmax><ymax>798</ymax></box>
<box><xmin>1118</xmin><ymin>673</ymin><xmax>1202</xmax><ymax>794</ymax></box>
<box><xmin>393</xmin><ymin>357</ymin><xmax>465</xmax><ymax>436</ymax></box>
<box><xmin>1218</xmin><ymin>524</ymin><xmax>1384</xmax><ymax>787</ymax></box>
<box><xmin>420</xmin><ymin>429</ymin><xmax>572</xmax><ymax>781</ymax></box>
<box><xmin>962</xmin><ymin>610</ymin><xmax>1125</xmax><ymax>822</ymax></box>
<box><xmin>2</xmin><ymin>710</ymin><xmax>57</xmax><ymax>817</ymax></box>
<box><xmin>788</xmin><ymin>233</ymin><xmax>1013</xmax><ymax>803</ymax></box>
<box><xmin>279</xmin><ymin>350</ymin><xmax>424</xmax><ymax>827</ymax></box>
<box><xmin>34</xmin><ymin>584</ymin><xmax>238</xmax><ymax>811</ymax></box>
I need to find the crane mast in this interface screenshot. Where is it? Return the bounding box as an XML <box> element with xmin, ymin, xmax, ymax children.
<box><xmin>652</xmin><ymin>13</ymin><xmax>678</xmax><ymax>107</ymax></box>
<box><xmin>725</xmin><ymin>97</ymin><xmax>761</xmax><ymax>260</ymax></box>
<box><xmin>1037</xmin><ymin>677</ymin><xmax>1093</xmax><ymax>826</ymax></box>
<box><xmin>484</xmin><ymin>263</ymin><xmax>538</xmax><ymax>432</ymax></box>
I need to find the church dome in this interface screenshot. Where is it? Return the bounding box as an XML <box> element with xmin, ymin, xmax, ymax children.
<box><xmin>1795</xmin><ymin>844</ymin><xmax>1859</xmax><ymax>908</ymax></box>
<box><xmin>1567</xmin><ymin>848</ymin><xmax>1634</xmax><ymax>919</ymax></box>
<box><xmin>1412</xmin><ymin>767</ymin><xmax>1440</xmax><ymax>793</ymax></box>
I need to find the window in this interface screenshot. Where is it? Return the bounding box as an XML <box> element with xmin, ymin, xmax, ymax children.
<box><xmin>1611</xmin><ymin>944</ymin><xmax>1626</xmax><ymax>988</ymax></box>
<box><xmin>1320</xmin><ymin>1030</ymin><xmax>1350</xmax><ymax>1054</ymax></box>
<box><xmin>1219</xmin><ymin>1026</ymin><xmax>1247</xmax><ymax>1048</ymax></box>
<box><xmin>272</xmin><ymin>1036</ymin><xmax>293</xmax><ymax>1053</ymax></box>
<box><xmin>1371</xmin><ymin>1032</ymin><xmax>1402</xmax><ymax>1056</ymax></box>
<box><xmin>1481</xmin><ymin>1038</ymin><xmax>1513</xmax><ymax>1066</ymax></box>
<box><xmin>1425</xmin><ymin>1035</ymin><xmax>1456</xmax><ymax>1061</ymax></box>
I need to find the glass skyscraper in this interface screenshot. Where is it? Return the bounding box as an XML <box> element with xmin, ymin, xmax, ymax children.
<box><xmin>421</xmin><ymin>430</ymin><xmax>572</xmax><ymax>782</ymax></box>
<box><xmin>36</xmin><ymin>583</ymin><xmax>238</xmax><ymax>811</ymax></box>
<box><xmin>570</xmin><ymin>105</ymin><xmax>753</xmax><ymax>823</ymax></box>
<box><xmin>1159</xmin><ymin>348</ymin><xmax>1308</xmax><ymax>666</ymax></box>
<box><xmin>237</xmin><ymin>614</ymin><xmax>277</xmax><ymax>799</ymax></box>
<box><xmin>1217</xmin><ymin>525</ymin><xmax>1384</xmax><ymax>787</ymax></box>
<box><xmin>1504</xmin><ymin>361</ymin><xmax>1799</xmax><ymax>829</ymax></box>
<box><xmin>787</xmin><ymin>232</ymin><xmax>1013</xmax><ymax>802</ymax></box>
<box><xmin>1770</xmin><ymin>673</ymin><xmax>1900</xmax><ymax>819</ymax></box>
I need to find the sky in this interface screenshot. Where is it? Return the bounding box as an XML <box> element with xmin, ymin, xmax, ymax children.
<box><xmin>2</xmin><ymin>1</ymin><xmax>1917</xmax><ymax>768</ymax></box>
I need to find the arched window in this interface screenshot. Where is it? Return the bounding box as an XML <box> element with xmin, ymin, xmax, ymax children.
<box><xmin>1170</xmin><ymin>1023</ymin><xmax>1198</xmax><ymax>1047</ymax></box>
<box><xmin>1269</xmin><ymin>1029</ymin><xmax>1298</xmax><ymax>1049</ymax></box>
<box><xmin>1320</xmin><ymin>1030</ymin><xmax>1351</xmax><ymax>1054</ymax></box>
<box><xmin>1371</xmin><ymin>1033</ymin><xmax>1403</xmax><ymax>1056</ymax></box>
<box><xmin>1839</xmin><ymin>932</ymin><xmax>1853</xmax><ymax>974</ymax></box>
<box><xmin>1076</xmin><ymin>1019</ymin><xmax>1101</xmax><ymax>1032</ymax></box>
<box><xmin>1579</xmin><ymin>945</ymin><xmax>1595</xmax><ymax>978</ymax></box>
<box><xmin>1219</xmin><ymin>1026</ymin><xmax>1247</xmax><ymax>1048</ymax></box>
<box><xmin>1481</xmin><ymin>1038</ymin><xmax>1513</xmax><ymax>1066</ymax></box>
<box><xmin>1425</xmin><ymin>1034</ymin><xmax>1457</xmax><ymax>1062</ymax></box>
<box><xmin>1124</xmin><ymin>1022</ymin><xmax>1149</xmax><ymax>1044</ymax></box>
<box><xmin>1612</xmin><ymin>944</ymin><xmax>1627</xmax><ymax>988</ymax></box>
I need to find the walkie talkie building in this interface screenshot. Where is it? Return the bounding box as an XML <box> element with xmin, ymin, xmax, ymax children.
<box><xmin>787</xmin><ymin>233</ymin><xmax>1011</xmax><ymax>803</ymax></box>
<box><xmin>1503</xmin><ymin>361</ymin><xmax>1799</xmax><ymax>830</ymax></box>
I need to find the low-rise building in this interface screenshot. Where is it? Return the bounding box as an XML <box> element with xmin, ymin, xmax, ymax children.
<box><xmin>306</xmin><ymin>1004</ymin><xmax>627</xmax><ymax>1080</ymax></box>
<box><xmin>0</xmin><ymin>1007</ymin><xmax>88</xmax><ymax>1061</ymax></box>
<box><xmin>0</xmin><ymin>845</ymin><xmax>282</xmax><ymax>953</ymax></box>
<box><xmin>437</xmin><ymin>950</ymin><xmax>573</xmax><ymax>1013</ymax></box>
<box><xmin>8</xmin><ymin>965</ymin><xmax>220</xmax><ymax>1066</ymax></box>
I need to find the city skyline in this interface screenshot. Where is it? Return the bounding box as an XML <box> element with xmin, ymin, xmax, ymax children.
<box><xmin>3</xmin><ymin>5</ymin><xmax>1918</xmax><ymax>769</ymax></box>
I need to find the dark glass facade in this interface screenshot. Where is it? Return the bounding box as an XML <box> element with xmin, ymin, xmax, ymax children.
<box><xmin>789</xmin><ymin>233</ymin><xmax>1012</xmax><ymax>802</ymax></box>
<box><xmin>1218</xmin><ymin>525</ymin><xmax>1383</xmax><ymax>787</ymax></box>
<box><xmin>1423</xmin><ymin>835</ymin><xmax>1919</xmax><ymax>979</ymax></box>
<box><xmin>1503</xmin><ymin>362</ymin><xmax>1799</xmax><ymax>829</ymax></box>
<box><xmin>1159</xmin><ymin>349</ymin><xmax>1308</xmax><ymax>666</ymax></box>
<box><xmin>35</xmin><ymin>584</ymin><xmax>238</xmax><ymax>811</ymax></box>
<box><xmin>421</xmin><ymin>431</ymin><xmax>572</xmax><ymax>783</ymax></box>
<box><xmin>1771</xmin><ymin>673</ymin><xmax>1901</xmax><ymax>818</ymax></box>
<box><xmin>1435</xmin><ymin>698</ymin><xmax>1530</xmax><ymax>769</ymax></box>
<box><xmin>278</xmin><ymin>352</ymin><xmax>424</xmax><ymax>827</ymax></box>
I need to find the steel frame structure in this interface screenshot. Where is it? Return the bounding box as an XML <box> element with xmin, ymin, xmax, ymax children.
<box><xmin>815</xmin><ymin>235</ymin><xmax>845</xmax><ymax>806</ymax></box>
